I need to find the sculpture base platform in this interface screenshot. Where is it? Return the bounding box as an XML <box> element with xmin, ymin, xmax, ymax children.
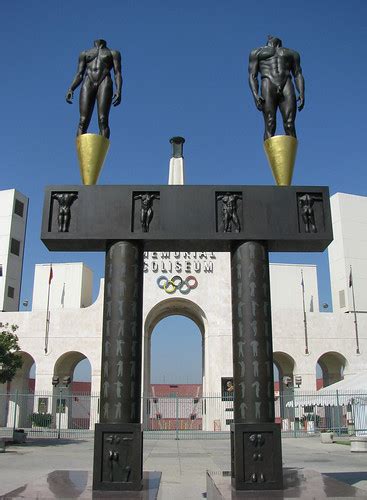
<box><xmin>206</xmin><ymin>468</ymin><xmax>367</xmax><ymax>499</ymax></box>
<box><xmin>93</xmin><ymin>423</ymin><xmax>143</xmax><ymax>491</ymax></box>
<box><xmin>76</xmin><ymin>133</ymin><xmax>110</xmax><ymax>185</ymax></box>
<box><xmin>264</xmin><ymin>135</ymin><xmax>298</xmax><ymax>186</ymax></box>
<box><xmin>2</xmin><ymin>470</ymin><xmax>161</xmax><ymax>499</ymax></box>
<box><xmin>230</xmin><ymin>423</ymin><xmax>283</xmax><ymax>490</ymax></box>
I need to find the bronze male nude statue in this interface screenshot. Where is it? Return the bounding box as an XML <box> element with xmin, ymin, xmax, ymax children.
<box><xmin>66</xmin><ymin>39</ymin><xmax>122</xmax><ymax>138</ymax></box>
<box><xmin>249</xmin><ymin>36</ymin><xmax>305</xmax><ymax>140</ymax></box>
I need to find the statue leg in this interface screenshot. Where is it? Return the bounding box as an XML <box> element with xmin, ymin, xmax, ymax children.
<box><xmin>97</xmin><ymin>77</ymin><xmax>113</xmax><ymax>138</ymax></box>
<box><xmin>58</xmin><ymin>214</ymin><xmax>64</xmax><ymax>232</ymax></box>
<box><xmin>64</xmin><ymin>213</ymin><xmax>71</xmax><ymax>233</ymax></box>
<box><xmin>279</xmin><ymin>79</ymin><xmax>297</xmax><ymax>138</ymax></box>
<box><xmin>146</xmin><ymin>208</ymin><xmax>153</xmax><ymax>231</ymax></box>
<box><xmin>261</xmin><ymin>79</ymin><xmax>277</xmax><ymax>140</ymax></box>
<box><xmin>224</xmin><ymin>211</ymin><xmax>230</xmax><ymax>232</ymax></box>
<box><xmin>232</xmin><ymin>213</ymin><xmax>241</xmax><ymax>232</ymax></box>
<box><xmin>78</xmin><ymin>79</ymin><xmax>97</xmax><ymax>136</ymax></box>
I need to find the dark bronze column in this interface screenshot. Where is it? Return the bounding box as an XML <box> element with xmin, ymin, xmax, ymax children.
<box><xmin>93</xmin><ymin>240</ymin><xmax>144</xmax><ymax>491</ymax></box>
<box><xmin>230</xmin><ymin>241</ymin><xmax>282</xmax><ymax>490</ymax></box>
<box><xmin>232</xmin><ymin>241</ymin><xmax>274</xmax><ymax>423</ymax></box>
<box><xmin>100</xmin><ymin>240</ymin><xmax>143</xmax><ymax>423</ymax></box>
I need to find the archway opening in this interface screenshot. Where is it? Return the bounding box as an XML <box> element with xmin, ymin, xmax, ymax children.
<box><xmin>273</xmin><ymin>352</ymin><xmax>296</xmax><ymax>425</ymax></box>
<box><xmin>317</xmin><ymin>352</ymin><xmax>346</xmax><ymax>389</ymax></box>
<box><xmin>143</xmin><ymin>298</ymin><xmax>207</xmax><ymax>431</ymax></box>
<box><xmin>149</xmin><ymin>316</ymin><xmax>203</xmax><ymax>431</ymax></box>
<box><xmin>29</xmin><ymin>362</ymin><xmax>36</xmax><ymax>393</ymax></box>
<box><xmin>73</xmin><ymin>358</ymin><xmax>92</xmax><ymax>392</ymax></box>
<box><xmin>52</xmin><ymin>351</ymin><xmax>92</xmax><ymax>430</ymax></box>
<box><xmin>6</xmin><ymin>352</ymin><xmax>35</xmax><ymax>428</ymax></box>
<box><xmin>151</xmin><ymin>315</ymin><xmax>202</xmax><ymax>385</ymax></box>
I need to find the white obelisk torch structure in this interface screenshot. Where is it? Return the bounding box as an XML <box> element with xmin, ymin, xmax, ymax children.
<box><xmin>168</xmin><ymin>137</ymin><xmax>185</xmax><ymax>185</ymax></box>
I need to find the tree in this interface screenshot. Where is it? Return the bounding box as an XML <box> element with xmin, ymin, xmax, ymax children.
<box><xmin>0</xmin><ymin>322</ymin><xmax>22</xmax><ymax>384</ymax></box>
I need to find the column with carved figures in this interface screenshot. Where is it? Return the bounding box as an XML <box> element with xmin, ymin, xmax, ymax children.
<box><xmin>231</xmin><ymin>241</ymin><xmax>282</xmax><ymax>490</ymax></box>
<box><xmin>93</xmin><ymin>240</ymin><xmax>144</xmax><ymax>491</ymax></box>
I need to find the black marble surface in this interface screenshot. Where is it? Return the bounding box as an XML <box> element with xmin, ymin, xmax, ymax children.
<box><xmin>206</xmin><ymin>468</ymin><xmax>367</xmax><ymax>499</ymax></box>
<box><xmin>0</xmin><ymin>470</ymin><xmax>161</xmax><ymax>499</ymax></box>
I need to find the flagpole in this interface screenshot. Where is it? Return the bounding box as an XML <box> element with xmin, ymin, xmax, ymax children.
<box><xmin>44</xmin><ymin>264</ymin><xmax>52</xmax><ymax>354</ymax></box>
<box><xmin>349</xmin><ymin>265</ymin><xmax>360</xmax><ymax>355</ymax></box>
<box><xmin>301</xmin><ymin>270</ymin><xmax>309</xmax><ymax>355</ymax></box>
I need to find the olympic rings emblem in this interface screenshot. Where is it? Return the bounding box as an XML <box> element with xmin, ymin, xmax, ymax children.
<box><xmin>157</xmin><ymin>275</ymin><xmax>198</xmax><ymax>295</ymax></box>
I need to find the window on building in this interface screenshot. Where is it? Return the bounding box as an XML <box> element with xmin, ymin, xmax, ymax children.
<box><xmin>339</xmin><ymin>290</ymin><xmax>346</xmax><ymax>308</ymax></box>
<box><xmin>14</xmin><ymin>199</ymin><xmax>24</xmax><ymax>217</ymax></box>
<box><xmin>7</xmin><ymin>286</ymin><xmax>15</xmax><ymax>299</ymax></box>
<box><xmin>10</xmin><ymin>238</ymin><xmax>20</xmax><ymax>256</ymax></box>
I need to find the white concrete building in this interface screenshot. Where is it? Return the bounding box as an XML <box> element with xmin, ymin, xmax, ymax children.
<box><xmin>0</xmin><ymin>189</ymin><xmax>28</xmax><ymax>312</ymax></box>
<box><xmin>0</xmin><ymin>192</ymin><xmax>366</xmax><ymax>432</ymax></box>
<box><xmin>328</xmin><ymin>193</ymin><xmax>367</xmax><ymax>314</ymax></box>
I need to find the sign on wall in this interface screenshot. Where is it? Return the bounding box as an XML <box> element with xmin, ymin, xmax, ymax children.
<box><xmin>144</xmin><ymin>252</ymin><xmax>216</xmax><ymax>274</ymax></box>
<box><xmin>221</xmin><ymin>377</ymin><xmax>234</xmax><ymax>400</ymax></box>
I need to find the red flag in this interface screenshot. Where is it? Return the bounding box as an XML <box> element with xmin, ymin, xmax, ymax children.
<box><xmin>49</xmin><ymin>265</ymin><xmax>53</xmax><ymax>285</ymax></box>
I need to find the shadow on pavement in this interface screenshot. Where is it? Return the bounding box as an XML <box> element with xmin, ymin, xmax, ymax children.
<box><xmin>324</xmin><ymin>471</ymin><xmax>367</xmax><ymax>486</ymax></box>
<box><xmin>19</xmin><ymin>438</ymin><xmax>89</xmax><ymax>447</ymax></box>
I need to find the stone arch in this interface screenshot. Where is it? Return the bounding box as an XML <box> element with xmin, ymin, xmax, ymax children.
<box><xmin>142</xmin><ymin>298</ymin><xmax>208</xmax><ymax>428</ymax></box>
<box><xmin>273</xmin><ymin>351</ymin><xmax>295</xmax><ymax>384</ymax></box>
<box><xmin>317</xmin><ymin>351</ymin><xmax>346</xmax><ymax>388</ymax></box>
<box><xmin>52</xmin><ymin>351</ymin><xmax>91</xmax><ymax>430</ymax></box>
<box><xmin>54</xmin><ymin>351</ymin><xmax>88</xmax><ymax>379</ymax></box>
<box><xmin>144</xmin><ymin>297</ymin><xmax>208</xmax><ymax>338</ymax></box>
<box><xmin>6</xmin><ymin>351</ymin><xmax>36</xmax><ymax>428</ymax></box>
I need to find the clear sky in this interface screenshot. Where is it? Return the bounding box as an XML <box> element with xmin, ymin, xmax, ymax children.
<box><xmin>2</xmin><ymin>1</ymin><xmax>367</xmax><ymax>382</ymax></box>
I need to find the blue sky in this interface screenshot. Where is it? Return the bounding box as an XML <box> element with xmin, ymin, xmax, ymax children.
<box><xmin>2</xmin><ymin>1</ymin><xmax>367</xmax><ymax>382</ymax></box>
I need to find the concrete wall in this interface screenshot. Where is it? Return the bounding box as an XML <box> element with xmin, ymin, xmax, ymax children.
<box><xmin>329</xmin><ymin>193</ymin><xmax>367</xmax><ymax>313</ymax></box>
<box><xmin>270</xmin><ymin>263</ymin><xmax>318</xmax><ymax>312</ymax></box>
<box><xmin>0</xmin><ymin>189</ymin><xmax>28</xmax><ymax>311</ymax></box>
<box><xmin>32</xmin><ymin>262</ymin><xmax>93</xmax><ymax>311</ymax></box>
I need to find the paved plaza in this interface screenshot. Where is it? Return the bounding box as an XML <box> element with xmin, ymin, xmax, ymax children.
<box><xmin>0</xmin><ymin>436</ymin><xmax>367</xmax><ymax>498</ymax></box>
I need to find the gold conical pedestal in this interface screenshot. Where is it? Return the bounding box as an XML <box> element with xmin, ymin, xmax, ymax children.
<box><xmin>76</xmin><ymin>133</ymin><xmax>110</xmax><ymax>185</ymax></box>
<box><xmin>264</xmin><ymin>135</ymin><xmax>298</xmax><ymax>186</ymax></box>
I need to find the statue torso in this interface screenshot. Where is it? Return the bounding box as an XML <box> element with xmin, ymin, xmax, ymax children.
<box><xmin>256</xmin><ymin>46</ymin><xmax>297</xmax><ymax>87</ymax></box>
<box><xmin>84</xmin><ymin>46</ymin><xmax>114</xmax><ymax>84</ymax></box>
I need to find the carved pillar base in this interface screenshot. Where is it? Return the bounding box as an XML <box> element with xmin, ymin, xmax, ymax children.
<box><xmin>230</xmin><ymin>423</ymin><xmax>283</xmax><ymax>491</ymax></box>
<box><xmin>93</xmin><ymin>423</ymin><xmax>143</xmax><ymax>491</ymax></box>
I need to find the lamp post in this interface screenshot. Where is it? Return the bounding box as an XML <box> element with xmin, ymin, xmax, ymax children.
<box><xmin>52</xmin><ymin>376</ymin><xmax>71</xmax><ymax>439</ymax></box>
<box><xmin>293</xmin><ymin>376</ymin><xmax>303</xmax><ymax>435</ymax></box>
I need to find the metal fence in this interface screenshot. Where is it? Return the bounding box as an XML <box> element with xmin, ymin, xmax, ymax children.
<box><xmin>0</xmin><ymin>390</ymin><xmax>366</xmax><ymax>440</ymax></box>
<box><xmin>279</xmin><ymin>388</ymin><xmax>367</xmax><ymax>437</ymax></box>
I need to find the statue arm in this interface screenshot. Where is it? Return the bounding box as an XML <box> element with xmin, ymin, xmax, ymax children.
<box><xmin>248</xmin><ymin>50</ymin><xmax>264</xmax><ymax>111</ymax></box>
<box><xmin>66</xmin><ymin>52</ymin><xmax>86</xmax><ymax>103</ymax></box>
<box><xmin>112</xmin><ymin>51</ymin><xmax>122</xmax><ymax>106</ymax></box>
<box><xmin>292</xmin><ymin>52</ymin><xmax>305</xmax><ymax>111</ymax></box>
